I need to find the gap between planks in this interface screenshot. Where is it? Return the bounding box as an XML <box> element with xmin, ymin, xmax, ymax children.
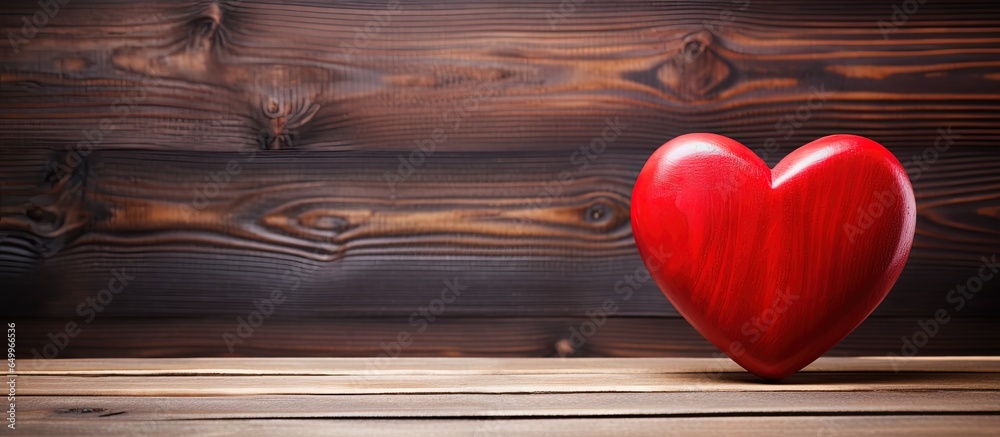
<box><xmin>16</xmin><ymin>356</ymin><xmax>1000</xmax><ymax>376</ymax></box>
<box><xmin>13</xmin><ymin>416</ymin><xmax>1000</xmax><ymax>437</ymax></box>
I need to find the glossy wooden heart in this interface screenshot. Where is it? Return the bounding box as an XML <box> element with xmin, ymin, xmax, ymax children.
<box><xmin>631</xmin><ymin>134</ymin><xmax>916</xmax><ymax>379</ymax></box>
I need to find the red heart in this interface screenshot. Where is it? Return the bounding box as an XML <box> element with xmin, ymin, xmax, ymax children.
<box><xmin>631</xmin><ymin>134</ymin><xmax>916</xmax><ymax>379</ymax></box>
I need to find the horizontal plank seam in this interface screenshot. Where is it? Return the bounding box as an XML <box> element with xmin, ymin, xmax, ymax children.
<box><xmin>16</xmin><ymin>370</ymin><xmax>1000</xmax><ymax>376</ymax></box>
<box><xmin>159</xmin><ymin>411</ymin><xmax>1000</xmax><ymax>421</ymax></box>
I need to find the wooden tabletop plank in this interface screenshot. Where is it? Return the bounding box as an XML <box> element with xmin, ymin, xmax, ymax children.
<box><xmin>17</xmin><ymin>372</ymin><xmax>1000</xmax><ymax>396</ymax></box>
<box><xmin>17</xmin><ymin>356</ymin><xmax>1000</xmax><ymax>376</ymax></box>
<box><xmin>11</xmin><ymin>358</ymin><xmax>1000</xmax><ymax>433</ymax></box>
<box><xmin>18</xmin><ymin>391</ymin><xmax>1000</xmax><ymax>421</ymax></box>
<box><xmin>15</xmin><ymin>416</ymin><xmax>1000</xmax><ymax>437</ymax></box>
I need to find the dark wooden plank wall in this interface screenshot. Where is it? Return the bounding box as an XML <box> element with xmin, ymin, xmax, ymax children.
<box><xmin>1</xmin><ymin>0</ymin><xmax>998</xmax><ymax>358</ymax></box>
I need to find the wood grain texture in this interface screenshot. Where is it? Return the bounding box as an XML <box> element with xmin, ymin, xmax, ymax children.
<box><xmin>1</xmin><ymin>149</ymin><xmax>997</xmax><ymax>319</ymax></box>
<box><xmin>1</xmin><ymin>1</ymin><xmax>999</xmax><ymax>152</ymax></box>
<box><xmin>1</xmin><ymin>0</ymin><xmax>999</xmax><ymax>357</ymax></box>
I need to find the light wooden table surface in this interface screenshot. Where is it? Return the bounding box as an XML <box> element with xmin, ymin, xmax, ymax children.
<box><xmin>11</xmin><ymin>357</ymin><xmax>1000</xmax><ymax>435</ymax></box>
